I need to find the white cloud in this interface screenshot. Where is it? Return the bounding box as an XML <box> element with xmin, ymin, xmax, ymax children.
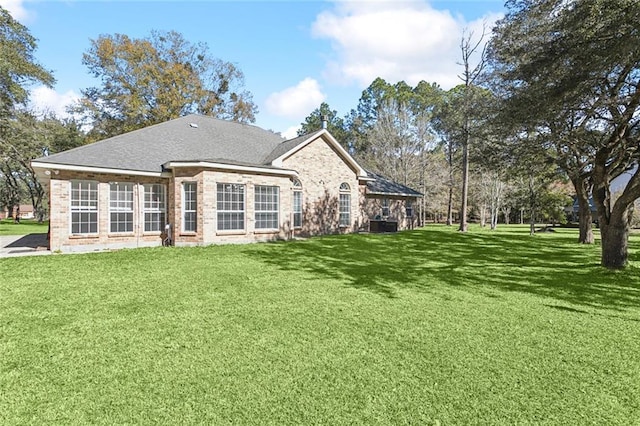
<box><xmin>312</xmin><ymin>0</ymin><xmax>502</xmax><ymax>89</ymax></box>
<box><xmin>264</xmin><ymin>78</ymin><xmax>326</xmax><ymax>119</ymax></box>
<box><xmin>281</xmin><ymin>125</ymin><xmax>302</xmax><ymax>140</ymax></box>
<box><xmin>29</xmin><ymin>86</ymin><xmax>80</xmax><ymax>119</ymax></box>
<box><xmin>0</xmin><ymin>0</ymin><xmax>31</xmax><ymax>21</ymax></box>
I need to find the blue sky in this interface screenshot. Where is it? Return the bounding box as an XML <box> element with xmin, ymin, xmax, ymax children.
<box><xmin>2</xmin><ymin>0</ymin><xmax>505</xmax><ymax>138</ymax></box>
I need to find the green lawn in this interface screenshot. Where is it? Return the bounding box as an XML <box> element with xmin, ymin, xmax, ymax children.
<box><xmin>0</xmin><ymin>218</ymin><xmax>48</xmax><ymax>236</ymax></box>
<box><xmin>1</xmin><ymin>225</ymin><xmax>639</xmax><ymax>424</ymax></box>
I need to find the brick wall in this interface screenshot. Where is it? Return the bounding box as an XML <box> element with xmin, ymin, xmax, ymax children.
<box><xmin>46</xmin><ymin>134</ymin><xmax>415</xmax><ymax>252</ymax></box>
<box><xmin>49</xmin><ymin>171</ymin><xmax>168</xmax><ymax>252</ymax></box>
<box><xmin>362</xmin><ymin>195</ymin><xmax>419</xmax><ymax>231</ymax></box>
<box><xmin>281</xmin><ymin>135</ymin><xmax>363</xmax><ymax>236</ymax></box>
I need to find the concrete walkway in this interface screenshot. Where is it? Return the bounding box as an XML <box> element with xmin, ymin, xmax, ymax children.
<box><xmin>0</xmin><ymin>234</ymin><xmax>51</xmax><ymax>258</ymax></box>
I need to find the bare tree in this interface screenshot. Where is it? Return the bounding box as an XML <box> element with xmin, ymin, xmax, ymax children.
<box><xmin>457</xmin><ymin>26</ymin><xmax>488</xmax><ymax>232</ymax></box>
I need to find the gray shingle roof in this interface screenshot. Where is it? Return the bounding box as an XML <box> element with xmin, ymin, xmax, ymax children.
<box><xmin>366</xmin><ymin>171</ymin><xmax>423</xmax><ymax>197</ymax></box>
<box><xmin>34</xmin><ymin>115</ymin><xmax>287</xmax><ymax>173</ymax></box>
<box><xmin>262</xmin><ymin>130</ymin><xmax>323</xmax><ymax>164</ymax></box>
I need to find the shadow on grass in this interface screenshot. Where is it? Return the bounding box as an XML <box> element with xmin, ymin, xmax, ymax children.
<box><xmin>243</xmin><ymin>226</ymin><xmax>640</xmax><ymax>312</ymax></box>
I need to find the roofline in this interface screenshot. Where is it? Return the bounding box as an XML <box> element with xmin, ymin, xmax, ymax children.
<box><xmin>271</xmin><ymin>129</ymin><xmax>367</xmax><ymax>177</ymax></box>
<box><xmin>31</xmin><ymin>161</ymin><xmax>171</xmax><ymax>178</ymax></box>
<box><xmin>163</xmin><ymin>161</ymin><xmax>298</xmax><ymax>177</ymax></box>
<box><xmin>367</xmin><ymin>191</ymin><xmax>423</xmax><ymax>198</ymax></box>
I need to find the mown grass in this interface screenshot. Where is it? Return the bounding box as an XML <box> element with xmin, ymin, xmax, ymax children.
<box><xmin>1</xmin><ymin>225</ymin><xmax>639</xmax><ymax>424</ymax></box>
<box><xmin>0</xmin><ymin>218</ymin><xmax>48</xmax><ymax>236</ymax></box>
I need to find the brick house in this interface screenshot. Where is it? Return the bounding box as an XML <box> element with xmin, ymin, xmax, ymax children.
<box><xmin>32</xmin><ymin>115</ymin><xmax>421</xmax><ymax>253</ymax></box>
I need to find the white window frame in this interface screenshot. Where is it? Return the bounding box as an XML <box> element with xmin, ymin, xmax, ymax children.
<box><xmin>293</xmin><ymin>180</ymin><xmax>302</xmax><ymax>229</ymax></box>
<box><xmin>339</xmin><ymin>182</ymin><xmax>351</xmax><ymax>227</ymax></box>
<box><xmin>406</xmin><ymin>200</ymin><xmax>413</xmax><ymax>218</ymax></box>
<box><xmin>382</xmin><ymin>198</ymin><xmax>390</xmax><ymax>218</ymax></box>
<box><xmin>217</xmin><ymin>183</ymin><xmax>245</xmax><ymax>231</ymax></box>
<box><xmin>182</xmin><ymin>182</ymin><xmax>197</xmax><ymax>233</ymax></box>
<box><xmin>70</xmin><ymin>180</ymin><xmax>99</xmax><ymax>235</ymax></box>
<box><xmin>143</xmin><ymin>184</ymin><xmax>166</xmax><ymax>233</ymax></box>
<box><xmin>109</xmin><ymin>182</ymin><xmax>134</xmax><ymax>234</ymax></box>
<box><xmin>255</xmin><ymin>185</ymin><xmax>279</xmax><ymax>230</ymax></box>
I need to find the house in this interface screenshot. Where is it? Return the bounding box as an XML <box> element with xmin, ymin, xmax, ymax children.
<box><xmin>1</xmin><ymin>204</ymin><xmax>35</xmax><ymax>220</ymax></box>
<box><xmin>31</xmin><ymin>115</ymin><xmax>421</xmax><ymax>253</ymax></box>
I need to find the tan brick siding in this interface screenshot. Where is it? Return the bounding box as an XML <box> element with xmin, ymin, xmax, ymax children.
<box><xmin>45</xmin><ymin>134</ymin><xmax>418</xmax><ymax>253</ymax></box>
<box><xmin>281</xmin><ymin>135</ymin><xmax>363</xmax><ymax>236</ymax></box>
<box><xmin>361</xmin><ymin>195</ymin><xmax>419</xmax><ymax>231</ymax></box>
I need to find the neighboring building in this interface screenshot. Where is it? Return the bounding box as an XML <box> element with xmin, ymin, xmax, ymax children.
<box><xmin>1</xmin><ymin>204</ymin><xmax>35</xmax><ymax>220</ymax></box>
<box><xmin>32</xmin><ymin>115</ymin><xmax>421</xmax><ymax>253</ymax></box>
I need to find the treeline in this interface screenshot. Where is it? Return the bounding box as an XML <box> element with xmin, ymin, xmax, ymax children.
<box><xmin>297</xmin><ymin>78</ymin><xmax>573</xmax><ymax>233</ymax></box>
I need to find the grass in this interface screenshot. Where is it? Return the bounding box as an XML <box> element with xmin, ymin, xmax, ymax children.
<box><xmin>1</xmin><ymin>225</ymin><xmax>639</xmax><ymax>424</ymax></box>
<box><xmin>0</xmin><ymin>218</ymin><xmax>48</xmax><ymax>236</ymax></box>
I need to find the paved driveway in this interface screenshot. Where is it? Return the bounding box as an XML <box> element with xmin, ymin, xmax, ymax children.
<box><xmin>0</xmin><ymin>234</ymin><xmax>50</xmax><ymax>258</ymax></box>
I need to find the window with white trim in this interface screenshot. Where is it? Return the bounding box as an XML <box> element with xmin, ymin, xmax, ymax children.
<box><xmin>217</xmin><ymin>183</ymin><xmax>245</xmax><ymax>231</ymax></box>
<box><xmin>406</xmin><ymin>200</ymin><xmax>413</xmax><ymax>218</ymax></box>
<box><xmin>182</xmin><ymin>182</ymin><xmax>197</xmax><ymax>233</ymax></box>
<box><xmin>70</xmin><ymin>180</ymin><xmax>98</xmax><ymax>234</ymax></box>
<box><xmin>144</xmin><ymin>184</ymin><xmax>166</xmax><ymax>232</ymax></box>
<box><xmin>255</xmin><ymin>185</ymin><xmax>279</xmax><ymax>230</ymax></box>
<box><xmin>109</xmin><ymin>182</ymin><xmax>134</xmax><ymax>233</ymax></box>
<box><xmin>293</xmin><ymin>179</ymin><xmax>302</xmax><ymax>228</ymax></box>
<box><xmin>382</xmin><ymin>198</ymin><xmax>390</xmax><ymax>218</ymax></box>
<box><xmin>339</xmin><ymin>182</ymin><xmax>351</xmax><ymax>227</ymax></box>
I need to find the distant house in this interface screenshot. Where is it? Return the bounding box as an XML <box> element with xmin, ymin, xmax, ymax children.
<box><xmin>32</xmin><ymin>115</ymin><xmax>421</xmax><ymax>253</ymax></box>
<box><xmin>1</xmin><ymin>204</ymin><xmax>34</xmax><ymax>220</ymax></box>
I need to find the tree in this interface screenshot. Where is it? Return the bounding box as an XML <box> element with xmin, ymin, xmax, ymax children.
<box><xmin>0</xmin><ymin>6</ymin><xmax>55</xmax><ymax>118</ymax></box>
<box><xmin>358</xmin><ymin>98</ymin><xmax>435</xmax><ymax>189</ymax></box>
<box><xmin>0</xmin><ymin>6</ymin><xmax>56</xmax><ymax>219</ymax></box>
<box><xmin>298</xmin><ymin>102</ymin><xmax>348</xmax><ymax>143</ymax></box>
<box><xmin>488</xmin><ymin>0</ymin><xmax>640</xmax><ymax>268</ymax></box>
<box><xmin>74</xmin><ymin>30</ymin><xmax>257</xmax><ymax>140</ymax></box>
<box><xmin>2</xmin><ymin>111</ymin><xmax>86</xmax><ymax>221</ymax></box>
<box><xmin>456</xmin><ymin>27</ymin><xmax>488</xmax><ymax>232</ymax></box>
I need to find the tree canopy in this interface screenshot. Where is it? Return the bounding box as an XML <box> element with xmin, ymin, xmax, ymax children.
<box><xmin>488</xmin><ymin>0</ymin><xmax>640</xmax><ymax>268</ymax></box>
<box><xmin>74</xmin><ymin>30</ymin><xmax>258</xmax><ymax>141</ymax></box>
<box><xmin>0</xmin><ymin>6</ymin><xmax>55</xmax><ymax>118</ymax></box>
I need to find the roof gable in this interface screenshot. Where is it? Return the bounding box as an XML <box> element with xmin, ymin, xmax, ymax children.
<box><xmin>268</xmin><ymin>129</ymin><xmax>367</xmax><ymax>177</ymax></box>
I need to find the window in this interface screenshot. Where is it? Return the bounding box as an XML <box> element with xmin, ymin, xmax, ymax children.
<box><xmin>382</xmin><ymin>198</ymin><xmax>390</xmax><ymax>218</ymax></box>
<box><xmin>182</xmin><ymin>182</ymin><xmax>197</xmax><ymax>233</ymax></box>
<box><xmin>406</xmin><ymin>200</ymin><xmax>413</xmax><ymax>218</ymax></box>
<box><xmin>293</xmin><ymin>179</ymin><xmax>302</xmax><ymax>228</ymax></box>
<box><xmin>70</xmin><ymin>180</ymin><xmax>98</xmax><ymax>234</ymax></box>
<box><xmin>339</xmin><ymin>182</ymin><xmax>351</xmax><ymax>227</ymax></box>
<box><xmin>217</xmin><ymin>183</ymin><xmax>245</xmax><ymax>231</ymax></box>
<box><xmin>255</xmin><ymin>185</ymin><xmax>279</xmax><ymax>230</ymax></box>
<box><xmin>144</xmin><ymin>184</ymin><xmax>166</xmax><ymax>232</ymax></box>
<box><xmin>109</xmin><ymin>183</ymin><xmax>134</xmax><ymax>233</ymax></box>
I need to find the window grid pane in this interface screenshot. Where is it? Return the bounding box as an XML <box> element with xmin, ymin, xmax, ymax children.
<box><xmin>255</xmin><ymin>185</ymin><xmax>279</xmax><ymax>229</ymax></box>
<box><xmin>382</xmin><ymin>198</ymin><xmax>390</xmax><ymax>217</ymax></box>
<box><xmin>109</xmin><ymin>183</ymin><xmax>134</xmax><ymax>233</ymax></box>
<box><xmin>144</xmin><ymin>184</ymin><xmax>166</xmax><ymax>232</ymax></box>
<box><xmin>217</xmin><ymin>183</ymin><xmax>245</xmax><ymax>231</ymax></box>
<box><xmin>339</xmin><ymin>193</ymin><xmax>351</xmax><ymax>226</ymax></box>
<box><xmin>183</xmin><ymin>182</ymin><xmax>197</xmax><ymax>232</ymax></box>
<box><xmin>70</xmin><ymin>181</ymin><xmax>98</xmax><ymax>234</ymax></box>
<box><xmin>293</xmin><ymin>191</ymin><xmax>302</xmax><ymax>228</ymax></box>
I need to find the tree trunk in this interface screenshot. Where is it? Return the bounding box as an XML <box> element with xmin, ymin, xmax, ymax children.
<box><xmin>599</xmin><ymin>220</ymin><xmax>630</xmax><ymax>269</ymax></box>
<box><xmin>459</xmin><ymin>141</ymin><xmax>469</xmax><ymax>232</ymax></box>
<box><xmin>446</xmin><ymin>144</ymin><xmax>454</xmax><ymax>226</ymax></box>
<box><xmin>572</xmin><ymin>177</ymin><xmax>594</xmax><ymax>244</ymax></box>
<box><xmin>502</xmin><ymin>207</ymin><xmax>511</xmax><ymax>225</ymax></box>
<box><xmin>591</xmin><ymin>147</ymin><xmax>637</xmax><ymax>269</ymax></box>
<box><xmin>529</xmin><ymin>208</ymin><xmax>536</xmax><ymax>236</ymax></box>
